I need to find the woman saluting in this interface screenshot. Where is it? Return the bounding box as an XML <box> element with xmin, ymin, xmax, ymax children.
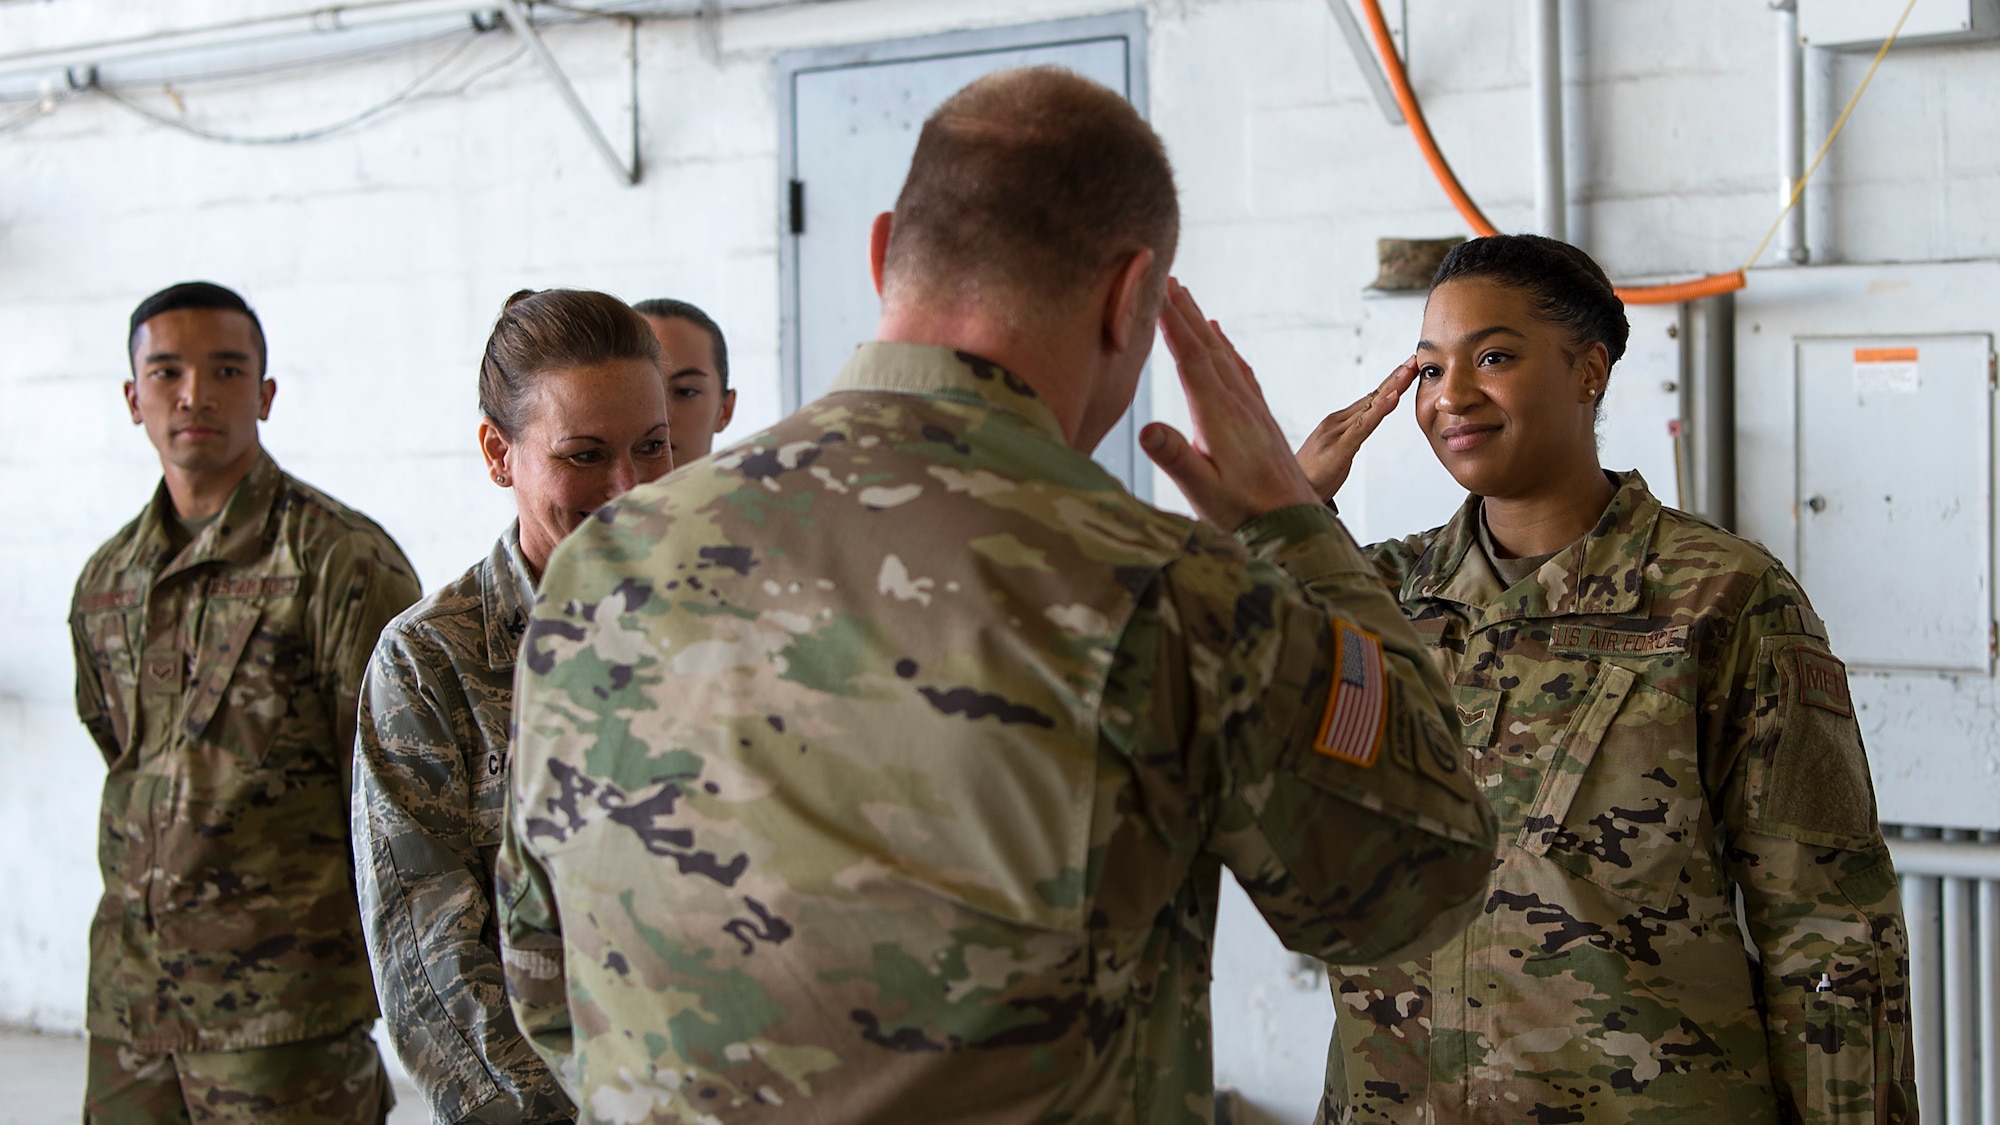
<box><xmin>1298</xmin><ymin>235</ymin><xmax>1916</xmax><ymax>1123</ymax></box>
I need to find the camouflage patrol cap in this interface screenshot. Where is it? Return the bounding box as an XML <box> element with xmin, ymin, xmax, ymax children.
<box><xmin>1368</xmin><ymin>237</ymin><xmax>1466</xmax><ymax>291</ymax></box>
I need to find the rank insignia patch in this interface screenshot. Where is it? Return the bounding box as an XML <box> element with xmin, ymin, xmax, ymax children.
<box><xmin>1315</xmin><ymin>620</ymin><xmax>1387</xmax><ymax>767</ymax></box>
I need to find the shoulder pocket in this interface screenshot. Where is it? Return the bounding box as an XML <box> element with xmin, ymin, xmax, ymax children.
<box><xmin>1518</xmin><ymin>662</ymin><xmax>1703</xmax><ymax>909</ymax></box>
<box><xmin>1751</xmin><ymin>637</ymin><xmax>1880</xmax><ymax>850</ymax></box>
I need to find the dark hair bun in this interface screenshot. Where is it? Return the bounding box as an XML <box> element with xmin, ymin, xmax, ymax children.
<box><xmin>478</xmin><ymin>289</ymin><xmax>662</xmax><ymax>436</ymax></box>
<box><xmin>1430</xmin><ymin>234</ymin><xmax>1629</xmax><ymax>371</ymax></box>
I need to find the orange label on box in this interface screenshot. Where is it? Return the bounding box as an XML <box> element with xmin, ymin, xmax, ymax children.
<box><xmin>1854</xmin><ymin>346</ymin><xmax>1919</xmax><ymax>364</ymax></box>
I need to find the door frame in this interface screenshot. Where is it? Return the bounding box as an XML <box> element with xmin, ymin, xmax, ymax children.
<box><xmin>774</xmin><ymin>10</ymin><xmax>1152</xmax><ymax>492</ymax></box>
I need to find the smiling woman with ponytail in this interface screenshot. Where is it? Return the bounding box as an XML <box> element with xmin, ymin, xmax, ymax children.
<box><xmin>350</xmin><ymin>288</ymin><xmax>672</xmax><ymax>1125</ymax></box>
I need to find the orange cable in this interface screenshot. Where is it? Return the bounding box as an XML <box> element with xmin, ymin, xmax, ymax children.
<box><xmin>1354</xmin><ymin>0</ymin><xmax>1497</xmax><ymax>240</ymax></box>
<box><xmin>1354</xmin><ymin>0</ymin><xmax>1743</xmax><ymax>305</ymax></box>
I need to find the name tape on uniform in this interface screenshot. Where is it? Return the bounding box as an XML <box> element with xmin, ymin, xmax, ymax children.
<box><xmin>1548</xmin><ymin>623</ymin><xmax>1689</xmax><ymax>658</ymax></box>
<box><xmin>78</xmin><ymin>589</ymin><xmax>140</xmax><ymax>613</ymax></box>
<box><xmin>1314</xmin><ymin>620</ymin><xmax>1387</xmax><ymax>768</ymax></box>
<box><xmin>1795</xmin><ymin>648</ymin><xmax>1853</xmax><ymax>717</ymax></box>
<box><xmin>206</xmin><ymin>575</ymin><xmax>302</xmax><ymax>600</ymax></box>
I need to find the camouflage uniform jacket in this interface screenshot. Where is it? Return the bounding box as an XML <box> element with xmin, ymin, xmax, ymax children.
<box><xmin>69</xmin><ymin>449</ymin><xmax>421</xmax><ymax>1052</ymax></box>
<box><xmin>1323</xmin><ymin>472</ymin><xmax>1916</xmax><ymax>1124</ymax></box>
<box><xmin>495</xmin><ymin>343</ymin><xmax>1499</xmax><ymax>1124</ymax></box>
<box><xmin>354</xmin><ymin>524</ymin><xmax>575</xmax><ymax>1123</ymax></box>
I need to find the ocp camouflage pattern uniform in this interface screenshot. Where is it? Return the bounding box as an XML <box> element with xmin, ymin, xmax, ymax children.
<box><xmin>354</xmin><ymin>524</ymin><xmax>576</xmax><ymax>1123</ymax></box>
<box><xmin>70</xmin><ymin>450</ymin><xmax>420</xmax><ymax>1121</ymax></box>
<box><xmin>1321</xmin><ymin>472</ymin><xmax>1917</xmax><ymax>1124</ymax></box>
<box><xmin>495</xmin><ymin>343</ymin><xmax>1500</xmax><ymax>1124</ymax></box>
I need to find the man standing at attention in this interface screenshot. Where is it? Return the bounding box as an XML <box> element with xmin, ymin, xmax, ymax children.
<box><xmin>633</xmin><ymin>298</ymin><xmax>737</xmax><ymax>464</ymax></box>
<box><xmin>498</xmin><ymin>68</ymin><xmax>1498</xmax><ymax>1122</ymax></box>
<box><xmin>70</xmin><ymin>281</ymin><xmax>421</xmax><ymax>1123</ymax></box>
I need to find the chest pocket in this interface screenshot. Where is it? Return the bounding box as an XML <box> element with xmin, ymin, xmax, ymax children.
<box><xmin>191</xmin><ymin>578</ymin><xmax>310</xmax><ymax>765</ymax></box>
<box><xmin>81</xmin><ymin>603</ymin><xmax>141</xmax><ymax>753</ymax></box>
<box><xmin>1454</xmin><ymin>682</ymin><xmax>1501</xmax><ymax>749</ymax></box>
<box><xmin>1517</xmin><ymin>662</ymin><xmax>1703</xmax><ymax>909</ymax></box>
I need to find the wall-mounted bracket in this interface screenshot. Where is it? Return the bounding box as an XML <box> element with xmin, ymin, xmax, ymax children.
<box><xmin>496</xmin><ymin>0</ymin><xmax>638</xmax><ymax>185</ymax></box>
<box><xmin>1324</xmin><ymin>0</ymin><xmax>1404</xmax><ymax>126</ymax></box>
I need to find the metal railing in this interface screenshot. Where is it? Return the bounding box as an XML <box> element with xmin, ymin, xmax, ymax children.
<box><xmin>1887</xmin><ymin>825</ymin><xmax>2000</xmax><ymax>1125</ymax></box>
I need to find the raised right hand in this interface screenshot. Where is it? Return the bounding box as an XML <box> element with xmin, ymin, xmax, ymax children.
<box><xmin>1294</xmin><ymin>359</ymin><xmax>1418</xmax><ymax>501</ymax></box>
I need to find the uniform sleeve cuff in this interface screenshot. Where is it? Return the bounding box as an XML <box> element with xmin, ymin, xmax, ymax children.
<box><xmin>1234</xmin><ymin>503</ymin><xmax>1373</xmax><ymax>584</ymax></box>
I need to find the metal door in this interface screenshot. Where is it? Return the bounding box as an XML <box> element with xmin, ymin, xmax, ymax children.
<box><xmin>1796</xmin><ymin>334</ymin><xmax>1995</xmax><ymax>672</ymax></box>
<box><xmin>777</xmin><ymin>12</ymin><xmax>1151</xmax><ymax>496</ymax></box>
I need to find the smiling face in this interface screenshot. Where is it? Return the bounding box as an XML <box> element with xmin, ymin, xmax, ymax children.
<box><xmin>643</xmin><ymin>314</ymin><xmax>736</xmax><ymax>463</ymax></box>
<box><xmin>126</xmin><ymin>307</ymin><xmax>275</xmax><ymax>497</ymax></box>
<box><xmin>482</xmin><ymin>357</ymin><xmax>674</xmax><ymax>578</ymax></box>
<box><xmin>1413</xmin><ymin>277</ymin><xmax>1608</xmax><ymax>501</ymax></box>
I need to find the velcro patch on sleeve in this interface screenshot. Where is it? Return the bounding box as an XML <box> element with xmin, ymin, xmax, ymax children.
<box><xmin>1795</xmin><ymin>648</ymin><xmax>1853</xmax><ymax>717</ymax></box>
<box><xmin>1314</xmin><ymin>620</ymin><xmax>1387</xmax><ymax>768</ymax></box>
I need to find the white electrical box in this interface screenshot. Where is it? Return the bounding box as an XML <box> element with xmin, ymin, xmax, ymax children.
<box><xmin>1795</xmin><ymin>334</ymin><xmax>1993</xmax><ymax>673</ymax></box>
<box><xmin>1346</xmin><ymin>291</ymin><xmax>1684</xmax><ymax>549</ymax></box>
<box><xmin>1736</xmin><ymin>262</ymin><xmax>2000</xmax><ymax>832</ymax></box>
<box><xmin>1799</xmin><ymin>0</ymin><xmax>2000</xmax><ymax>49</ymax></box>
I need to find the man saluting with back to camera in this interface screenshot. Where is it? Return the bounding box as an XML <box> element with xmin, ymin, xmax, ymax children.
<box><xmin>497</xmin><ymin>67</ymin><xmax>1498</xmax><ymax>1121</ymax></box>
<box><xmin>70</xmin><ymin>282</ymin><xmax>420</xmax><ymax>1124</ymax></box>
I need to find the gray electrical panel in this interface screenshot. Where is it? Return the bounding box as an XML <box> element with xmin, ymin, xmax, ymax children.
<box><xmin>1800</xmin><ymin>0</ymin><xmax>2000</xmax><ymax>48</ymax></box>
<box><xmin>1736</xmin><ymin>262</ymin><xmax>2000</xmax><ymax>832</ymax></box>
<box><xmin>1795</xmin><ymin>334</ymin><xmax>1993</xmax><ymax>673</ymax></box>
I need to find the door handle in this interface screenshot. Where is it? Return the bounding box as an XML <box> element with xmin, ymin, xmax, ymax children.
<box><xmin>1806</xmin><ymin>495</ymin><xmax>1827</xmax><ymax>513</ymax></box>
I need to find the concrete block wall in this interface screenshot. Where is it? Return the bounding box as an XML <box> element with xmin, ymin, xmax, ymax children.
<box><xmin>4</xmin><ymin>0</ymin><xmax>1997</xmax><ymax>1118</ymax></box>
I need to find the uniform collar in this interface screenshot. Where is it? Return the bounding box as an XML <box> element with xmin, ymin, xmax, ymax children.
<box><xmin>481</xmin><ymin>522</ymin><xmax>537</xmax><ymax>671</ymax></box>
<box><xmin>1407</xmin><ymin>471</ymin><xmax>1663</xmax><ymax>623</ymax></box>
<box><xmin>133</xmin><ymin>448</ymin><xmax>286</xmax><ymax>579</ymax></box>
<box><xmin>827</xmin><ymin>343</ymin><xmax>1065</xmax><ymax>441</ymax></box>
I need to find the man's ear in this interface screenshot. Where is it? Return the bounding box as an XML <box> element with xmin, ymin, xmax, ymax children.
<box><xmin>1101</xmin><ymin>247</ymin><xmax>1157</xmax><ymax>355</ymax></box>
<box><xmin>258</xmin><ymin>378</ymin><xmax>277</xmax><ymax>421</ymax></box>
<box><xmin>123</xmin><ymin>380</ymin><xmax>142</xmax><ymax>425</ymax></box>
<box><xmin>868</xmin><ymin>211</ymin><xmax>894</xmax><ymax>297</ymax></box>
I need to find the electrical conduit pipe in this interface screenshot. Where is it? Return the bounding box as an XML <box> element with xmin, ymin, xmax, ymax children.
<box><xmin>1353</xmin><ymin>0</ymin><xmax>1745</xmax><ymax>305</ymax></box>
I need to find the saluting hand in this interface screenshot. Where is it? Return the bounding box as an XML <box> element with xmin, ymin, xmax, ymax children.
<box><xmin>1294</xmin><ymin>359</ymin><xmax>1418</xmax><ymax>501</ymax></box>
<box><xmin>1141</xmin><ymin>279</ymin><xmax>1320</xmax><ymax>532</ymax></box>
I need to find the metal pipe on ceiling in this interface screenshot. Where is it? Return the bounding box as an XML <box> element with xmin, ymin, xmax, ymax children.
<box><xmin>0</xmin><ymin>0</ymin><xmax>500</xmax><ymax>80</ymax></box>
<box><xmin>0</xmin><ymin>0</ymin><xmax>784</xmax><ymax>85</ymax></box>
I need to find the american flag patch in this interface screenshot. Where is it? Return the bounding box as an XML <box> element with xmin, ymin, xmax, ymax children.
<box><xmin>1314</xmin><ymin>620</ymin><xmax>1387</xmax><ymax>767</ymax></box>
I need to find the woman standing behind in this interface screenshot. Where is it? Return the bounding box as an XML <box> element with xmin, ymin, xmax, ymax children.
<box><xmin>1298</xmin><ymin>236</ymin><xmax>1916</xmax><ymax>1123</ymax></box>
<box><xmin>353</xmin><ymin>289</ymin><xmax>674</xmax><ymax>1123</ymax></box>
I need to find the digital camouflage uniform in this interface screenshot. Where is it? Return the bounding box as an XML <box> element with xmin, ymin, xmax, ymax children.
<box><xmin>495</xmin><ymin>343</ymin><xmax>1500</xmax><ymax>1124</ymax></box>
<box><xmin>70</xmin><ymin>450</ymin><xmax>420</xmax><ymax>1121</ymax></box>
<box><xmin>1322</xmin><ymin>473</ymin><xmax>1917</xmax><ymax>1124</ymax></box>
<box><xmin>354</xmin><ymin>524</ymin><xmax>576</xmax><ymax>1123</ymax></box>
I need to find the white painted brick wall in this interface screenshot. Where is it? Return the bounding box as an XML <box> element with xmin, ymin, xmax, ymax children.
<box><xmin>3</xmin><ymin>0</ymin><xmax>1996</xmax><ymax>1118</ymax></box>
